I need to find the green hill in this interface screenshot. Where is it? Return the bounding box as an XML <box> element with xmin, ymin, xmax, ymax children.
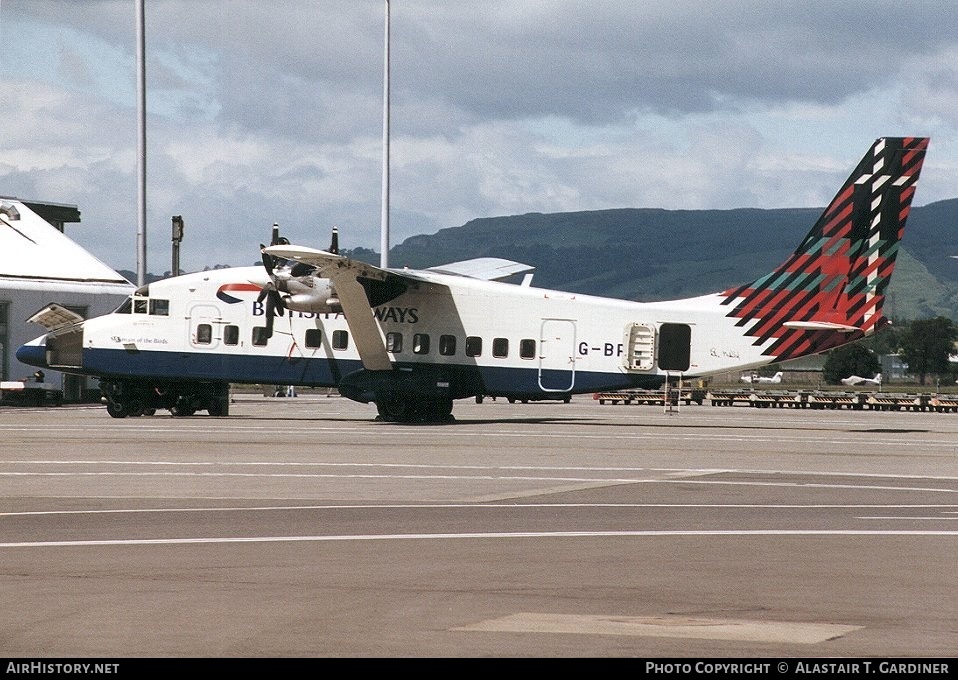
<box><xmin>149</xmin><ymin>199</ymin><xmax>958</xmax><ymax>322</ymax></box>
<box><xmin>375</xmin><ymin>199</ymin><xmax>958</xmax><ymax>321</ymax></box>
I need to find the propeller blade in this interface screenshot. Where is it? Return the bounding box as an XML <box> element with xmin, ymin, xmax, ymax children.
<box><xmin>260</xmin><ymin>244</ymin><xmax>276</xmax><ymax>277</ymax></box>
<box><xmin>263</xmin><ymin>289</ymin><xmax>281</xmax><ymax>339</ymax></box>
<box><xmin>264</xmin><ymin>296</ymin><xmax>274</xmax><ymax>338</ymax></box>
<box><xmin>256</xmin><ymin>284</ymin><xmax>269</xmax><ymax>304</ymax></box>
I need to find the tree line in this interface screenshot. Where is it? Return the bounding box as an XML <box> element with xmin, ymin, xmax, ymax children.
<box><xmin>823</xmin><ymin>317</ymin><xmax>958</xmax><ymax>386</ymax></box>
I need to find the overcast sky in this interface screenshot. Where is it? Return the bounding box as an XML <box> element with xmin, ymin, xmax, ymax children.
<box><xmin>2</xmin><ymin>0</ymin><xmax>958</xmax><ymax>275</ymax></box>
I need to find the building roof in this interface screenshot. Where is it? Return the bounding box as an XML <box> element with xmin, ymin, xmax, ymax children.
<box><xmin>0</xmin><ymin>199</ymin><xmax>132</xmax><ymax>286</ymax></box>
<box><xmin>21</xmin><ymin>200</ymin><xmax>81</xmax><ymax>230</ymax></box>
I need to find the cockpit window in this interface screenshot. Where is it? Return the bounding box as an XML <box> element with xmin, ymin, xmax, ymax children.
<box><xmin>150</xmin><ymin>299</ymin><xmax>170</xmax><ymax>316</ymax></box>
<box><xmin>133</xmin><ymin>298</ymin><xmax>148</xmax><ymax>314</ymax></box>
<box><xmin>115</xmin><ymin>298</ymin><xmax>133</xmax><ymax>314</ymax></box>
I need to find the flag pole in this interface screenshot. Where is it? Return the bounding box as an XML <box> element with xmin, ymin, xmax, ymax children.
<box><xmin>380</xmin><ymin>0</ymin><xmax>390</xmax><ymax>268</ymax></box>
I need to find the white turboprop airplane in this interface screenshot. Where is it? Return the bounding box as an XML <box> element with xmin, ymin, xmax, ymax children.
<box><xmin>741</xmin><ymin>371</ymin><xmax>783</xmax><ymax>384</ymax></box>
<box><xmin>17</xmin><ymin>137</ymin><xmax>928</xmax><ymax>422</ymax></box>
<box><xmin>840</xmin><ymin>373</ymin><xmax>882</xmax><ymax>386</ymax></box>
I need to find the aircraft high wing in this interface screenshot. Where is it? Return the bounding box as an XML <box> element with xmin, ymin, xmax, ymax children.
<box><xmin>262</xmin><ymin>244</ymin><xmax>536</xmax><ymax>369</ymax></box>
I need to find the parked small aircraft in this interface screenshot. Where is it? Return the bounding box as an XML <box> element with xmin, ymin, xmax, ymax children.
<box><xmin>840</xmin><ymin>373</ymin><xmax>882</xmax><ymax>386</ymax></box>
<box><xmin>17</xmin><ymin>137</ymin><xmax>928</xmax><ymax>422</ymax></box>
<box><xmin>741</xmin><ymin>371</ymin><xmax>783</xmax><ymax>384</ymax></box>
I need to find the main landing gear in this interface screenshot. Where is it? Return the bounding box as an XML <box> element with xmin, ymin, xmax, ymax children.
<box><xmin>375</xmin><ymin>397</ymin><xmax>454</xmax><ymax>423</ymax></box>
<box><xmin>100</xmin><ymin>380</ymin><xmax>230</xmax><ymax>418</ymax></box>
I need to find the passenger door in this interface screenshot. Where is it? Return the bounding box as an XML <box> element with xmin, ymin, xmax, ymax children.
<box><xmin>538</xmin><ymin>318</ymin><xmax>576</xmax><ymax>392</ymax></box>
<box><xmin>187</xmin><ymin>303</ymin><xmax>223</xmax><ymax>349</ymax></box>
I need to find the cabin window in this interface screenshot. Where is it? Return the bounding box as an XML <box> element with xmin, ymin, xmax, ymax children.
<box><xmin>439</xmin><ymin>334</ymin><xmax>456</xmax><ymax>356</ymax></box>
<box><xmin>465</xmin><ymin>336</ymin><xmax>482</xmax><ymax>357</ymax></box>
<box><xmin>332</xmin><ymin>330</ymin><xmax>349</xmax><ymax>350</ymax></box>
<box><xmin>196</xmin><ymin>323</ymin><xmax>212</xmax><ymax>344</ymax></box>
<box><xmin>386</xmin><ymin>332</ymin><xmax>403</xmax><ymax>353</ymax></box>
<box><xmin>150</xmin><ymin>299</ymin><xmax>170</xmax><ymax>316</ymax></box>
<box><xmin>492</xmin><ymin>337</ymin><xmax>509</xmax><ymax>358</ymax></box>
<box><xmin>520</xmin><ymin>338</ymin><xmax>536</xmax><ymax>359</ymax></box>
<box><xmin>413</xmin><ymin>333</ymin><xmax>430</xmax><ymax>355</ymax></box>
<box><xmin>252</xmin><ymin>326</ymin><xmax>270</xmax><ymax>346</ymax></box>
<box><xmin>305</xmin><ymin>328</ymin><xmax>323</xmax><ymax>348</ymax></box>
<box><xmin>133</xmin><ymin>298</ymin><xmax>148</xmax><ymax>314</ymax></box>
<box><xmin>224</xmin><ymin>325</ymin><xmax>239</xmax><ymax>346</ymax></box>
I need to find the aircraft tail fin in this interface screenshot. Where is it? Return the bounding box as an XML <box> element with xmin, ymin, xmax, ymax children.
<box><xmin>721</xmin><ymin>137</ymin><xmax>928</xmax><ymax>361</ymax></box>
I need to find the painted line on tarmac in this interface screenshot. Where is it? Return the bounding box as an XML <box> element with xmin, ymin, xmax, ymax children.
<box><xmin>2</xmin><ymin>528</ymin><xmax>958</xmax><ymax>549</ymax></box>
<box><xmin>4</xmin><ymin>459</ymin><xmax>958</xmax><ymax>482</ymax></box>
<box><xmin>0</xmin><ymin>421</ymin><xmax>955</xmax><ymax>451</ymax></box>
<box><xmin>1</xmin><ymin>469</ymin><xmax>957</xmax><ymax>495</ymax></box>
<box><xmin>4</xmin><ymin>502</ymin><xmax>958</xmax><ymax>517</ymax></box>
<box><xmin>453</xmin><ymin>612</ymin><xmax>861</xmax><ymax>644</ymax></box>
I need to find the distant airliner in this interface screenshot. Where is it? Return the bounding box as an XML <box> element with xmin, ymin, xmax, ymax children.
<box><xmin>18</xmin><ymin>137</ymin><xmax>929</xmax><ymax>422</ymax></box>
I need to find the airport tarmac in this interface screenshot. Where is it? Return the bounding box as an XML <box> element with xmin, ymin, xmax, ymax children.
<box><xmin>0</xmin><ymin>394</ymin><xmax>956</xmax><ymax>658</ymax></box>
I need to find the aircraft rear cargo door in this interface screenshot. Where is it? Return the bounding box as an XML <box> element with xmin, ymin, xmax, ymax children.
<box><xmin>657</xmin><ymin>323</ymin><xmax>691</xmax><ymax>372</ymax></box>
<box><xmin>538</xmin><ymin>318</ymin><xmax>576</xmax><ymax>392</ymax></box>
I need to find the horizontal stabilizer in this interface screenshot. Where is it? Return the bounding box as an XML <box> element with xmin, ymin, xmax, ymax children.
<box><xmin>781</xmin><ymin>321</ymin><xmax>862</xmax><ymax>333</ymax></box>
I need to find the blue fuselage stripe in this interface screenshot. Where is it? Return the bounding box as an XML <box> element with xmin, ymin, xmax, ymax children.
<box><xmin>80</xmin><ymin>347</ymin><xmax>660</xmax><ymax>395</ymax></box>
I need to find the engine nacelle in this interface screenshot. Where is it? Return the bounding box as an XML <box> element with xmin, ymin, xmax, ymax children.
<box><xmin>280</xmin><ymin>279</ymin><xmax>341</xmax><ymax>313</ymax></box>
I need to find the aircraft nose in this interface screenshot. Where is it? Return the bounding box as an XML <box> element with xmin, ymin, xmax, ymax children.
<box><xmin>16</xmin><ymin>336</ymin><xmax>48</xmax><ymax>368</ymax></box>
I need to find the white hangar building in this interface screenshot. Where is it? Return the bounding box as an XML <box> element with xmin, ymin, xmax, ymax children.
<box><xmin>0</xmin><ymin>197</ymin><xmax>134</xmax><ymax>401</ymax></box>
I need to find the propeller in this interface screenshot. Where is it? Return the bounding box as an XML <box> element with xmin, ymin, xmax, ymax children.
<box><xmin>255</xmin><ymin>269</ymin><xmax>284</xmax><ymax>340</ymax></box>
<box><xmin>257</xmin><ymin>223</ymin><xmax>342</xmax><ymax>327</ymax></box>
<box><xmin>257</xmin><ymin>223</ymin><xmax>291</xmax><ymax>339</ymax></box>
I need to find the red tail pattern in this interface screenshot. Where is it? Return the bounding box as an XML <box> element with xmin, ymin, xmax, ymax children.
<box><xmin>720</xmin><ymin>137</ymin><xmax>928</xmax><ymax>361</ymax></box>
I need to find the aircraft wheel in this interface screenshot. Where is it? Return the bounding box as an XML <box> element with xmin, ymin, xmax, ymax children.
<box><xmin>106</xmin><ymin>401</ymin><xmax>129</xmax><ymax>418</ymax></box>
<box><xmin>170</xmin><ymin>396</ymin><xmax>196</xmax><ymax>417</ymax></box>
<box><xmin>207</xmin><ymin>398</ymin><xmax>230</xmax><ymax>417</ymax></box>
<box><xmin>436</xmin><ymin>399</ymin><xmax>453</xmax><ymax>420</ymax></box>
<box><xmin>376</xmin><ymin>398</ymin><xmax>408</xmax><ymax>422</ymax></box>
<box><xmin>426</xmin><ymin>399</ymin><xmax>454</xmax><ymax>422</ymax></box>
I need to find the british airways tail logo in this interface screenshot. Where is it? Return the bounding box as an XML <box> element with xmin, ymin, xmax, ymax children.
<box><xmin>216</xmin><ymin>283</ymin><xmax>263</xmax><ymax>304</ymax></box>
